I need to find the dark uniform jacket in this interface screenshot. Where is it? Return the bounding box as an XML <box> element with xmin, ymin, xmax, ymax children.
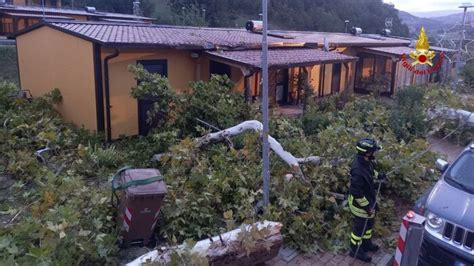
<box><xmin>349</xmin><ymin>155</ymin><xmax>376</xmax><ymax>212</ymax></box>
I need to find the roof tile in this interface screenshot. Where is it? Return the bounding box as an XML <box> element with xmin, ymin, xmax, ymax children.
<box><xmin>207</xmin><ymin>48</ymin><xmax>357</xmax><ymax>69</ymax></box>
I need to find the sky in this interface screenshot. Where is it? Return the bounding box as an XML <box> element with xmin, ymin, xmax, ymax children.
<box><xmin>383</xmin><ymin>0</ymin><xmax>466</xmax><ymax>12</ymax></box>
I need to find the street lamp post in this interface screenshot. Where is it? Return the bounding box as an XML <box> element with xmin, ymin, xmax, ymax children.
<box><xmin>181</xmin><ymin>6</ymin><xmax>186</xmax><ymax>26</ymax></box>
<box><xmin>455</xmin><ymin>3</ymin><xmax>474</xmax><ymax>88</ymax></box>
<box><xmin>261</xmin><ymin>0</ymin><xmax>270</xmax><ymax>208</ymax></box>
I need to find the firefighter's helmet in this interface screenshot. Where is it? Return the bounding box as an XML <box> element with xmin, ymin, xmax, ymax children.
<box><xmin>356</xmin><ymin>138</ymin><xmax>381</xmax><ymax>155</ymax></box>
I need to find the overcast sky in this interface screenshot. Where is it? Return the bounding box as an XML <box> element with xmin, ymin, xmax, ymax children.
<box><xmin>384</xmin><ymin>0</ymin><xmax>465</xmax><ymax>12</ymax></box>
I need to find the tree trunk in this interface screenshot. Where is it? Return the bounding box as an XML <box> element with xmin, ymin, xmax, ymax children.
<box><xmin>428</xmin><ymin>107</ymin><xmax>474</xmax><ymax>127</ymax></box>
<box><xmin>126</xmin><ymin>221</ymin><xmax>283</xmax><ymax>266</ymax></box>
<box><xmin>196</xmin><ymin>120</ymin><xmax>320</xmax><ymax>179</ymax></box>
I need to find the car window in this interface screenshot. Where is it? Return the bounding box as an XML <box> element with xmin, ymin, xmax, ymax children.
<box><xmin>448</xmin><ymin>152</ymin><xmax>474</xmax><ymax>189</ymax></box>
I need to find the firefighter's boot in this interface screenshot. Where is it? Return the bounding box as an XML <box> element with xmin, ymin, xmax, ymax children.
<box><xmin>350</xmin><ymin>244</ymin><xmax>372</xmax><ymax>263</ymax></box>
<box><xmin>362</xmin><ymin>239</ymin><xmax>379</xmax><ymax>252</ymax></box>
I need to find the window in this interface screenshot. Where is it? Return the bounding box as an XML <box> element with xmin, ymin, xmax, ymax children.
<box><xmin>137</xmin><ymin>60</ymin><xmax>168</xmax><ymax>77</ymax></box>
<box><xmin>136</xmin><ymin>60</ymin><xmax>168</xmax><ymax>136</ymax></box>
<box><xmin>447</xmin><ymin>152</ymin><xmax>474</xmax><ymax>193</ymax></box>
<box><xmin>0</xmin><ymin>18</ymin><xmax>14</xmax><ymax>35</ymax></box>
<box><xmin>210</xmin><ymin>60</ymin><xmax>231</xmax><ymax>79</ymax></box>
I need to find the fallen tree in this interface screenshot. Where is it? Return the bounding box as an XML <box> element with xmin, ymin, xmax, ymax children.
<box><xmin>127</xmin><ymin>221</ymin><xmax>282</xmax><ymax>266</ymax></box>
<box><xmin>154</xmin><ymin>120</ymin><xmax>320</xmax><ymax>180</ymax></box>
<box><xmin>429</xmin><ymin>107</ymin><xmax>474</xmax><ymax>127</ymax></box>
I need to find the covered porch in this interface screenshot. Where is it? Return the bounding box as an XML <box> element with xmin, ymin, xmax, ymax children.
<box><xmin>356</xmin><ymin>46</ymin><xmax>455</xmax><ymax>96</ymax></box>
<box><xmin>206</xmin><ymin>48</ymin><xmax>358</xmax><ymax>107</ymax></box>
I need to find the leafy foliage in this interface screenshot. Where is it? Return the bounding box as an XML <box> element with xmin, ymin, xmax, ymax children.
<box><xmin>129</xmin><ymin>64</ymin><xmax>178</xmax><ymax>130</ymax></box>
<box><xmin>462</xmin><ymin>60</ymin><xmax>474</xmax><ymax>91</ymax></box>
<box><xmin>0</xmin><ymin>46</ymin><xmax>18</xmax><ymax>84</ymax></box>
<box><xmin>0</xmin><ymin>86</ymin><xmax>122</xmax><ymax>264</ymax></box>
<box><xmin>1</xmin><ymin>79</ymin><xmax>470</xmax><ymax>264</ymax></box>
<box><xmin>389</xmin><ymin>86</ymin><xmax>429</xmax><ymax>141</ymax></box>
<box><xmin>129</xmin><ymin>65</ymin><xmax>252</xmax><ymax>137</ymax></box>
<box><xmin>0</xmin><ymin>81</ymin><xmax>17</xmax><ymax>111</ymax></box>
<box><xmin>424</xmin><ymin>85</ymin><xmax>474</xmax><ymax>145</ymax></box>
<box><xmin>154</xmin><ymin>92</ymin><xmax>439</xmax><ymax>252</ymax></box>
<box><xmin>176</xmin><ymin>74</ymin><xmax>252</xmax><ymax>135</ymax></box>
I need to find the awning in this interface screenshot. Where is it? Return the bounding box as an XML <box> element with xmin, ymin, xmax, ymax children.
<box><xmin>206</xmin><ymin>48</ymin><xmax>358</xmax><ymax>70</ymax></box>
<box><xmin>363</xmin><ymin>46</ymin><xmax>456</xmax><ymax>57</ymax></box>
<box><xmin>1</xmin><ymin>12</ymin><xmax>73</xmax><ymax>20</ymax></box>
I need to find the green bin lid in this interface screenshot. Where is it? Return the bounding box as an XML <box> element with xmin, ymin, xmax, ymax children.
<box><xmin>121</xmin><ymin>169</ymin><xmax>167</xmax><ymax>197</ymax></box>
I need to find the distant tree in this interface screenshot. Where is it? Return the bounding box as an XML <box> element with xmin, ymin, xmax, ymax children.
<box><xmin>70</xmin><ymin>0</ymin><xmax>409</xmax><ymax>36</ymax></box>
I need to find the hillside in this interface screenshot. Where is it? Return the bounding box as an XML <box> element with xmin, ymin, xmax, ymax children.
<box><xmin>431</xmin><ymin>12</ymin><xmax>470</xmax><ymax>26</ymax></box>
<box><xmin>399</xmin><ymin>10</ymin><xmax>473</xmax><ymax>41</ymax></box>
<box><xmin>65</xmin><ymin>0</ymin><xmax>409</xmax><ymax>36</ymax></box>
<box><xmin>398</xmin><ymin>11</ymin><xmax>441</xmax><ymax>36</ymax></box>
<box><xmin>411</xmin><ymin>10</ymin><xmax>461</xmax><ymax>18</ymax></box>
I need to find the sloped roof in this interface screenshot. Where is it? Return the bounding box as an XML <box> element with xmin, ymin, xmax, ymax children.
<box><xmin>2</xmin><ymin>12</ymin><xmax>73</xmax><ymax>20</ymax></box>
<box><xmin>270</xmin><ymin>30</ymin><xmax>411</xmax><ymax>47</ymax></box>
<box><xmin>0</xmin><ymin>4</ymin><xmax>153</xmax><ymax>21</ymax></box>
<box><xmin>16</xmin><ymin>21</ymin><xmax>302</xmax><ymax>49</ymax></box>
<box><xmin>15</xmin><ymin>21</ymin><xmax>416</xmax><ymax>51</ymax></box>
<box><xmin>363</xmin><ymin>46</ymin><xmax>413</xmax><ymax>56</ymax></box>
<box><xmin>363</xmin><ymin>46</ymin><xmax>456</xmax><ymax>56</ymax></box>
<box><xmin>206</xmin><ymin>48</ymin><xmax>357</xmax><ymax>69</ymax></box>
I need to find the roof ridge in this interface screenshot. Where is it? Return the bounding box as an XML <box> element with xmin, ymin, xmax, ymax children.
<box><xmin>46</xmin><ymin>20</ymin><xmax>246</xmax><ymax>31</ymax></box>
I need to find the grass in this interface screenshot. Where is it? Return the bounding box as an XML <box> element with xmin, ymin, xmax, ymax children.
<box><xmin>0</xmin><ymin>45</ymin><xmax>19</xmax><ymax>84</ymax></box>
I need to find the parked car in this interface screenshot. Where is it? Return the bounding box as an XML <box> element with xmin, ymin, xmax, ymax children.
<box><xmin>413</xmin><ymin>142</ymin><xmax>474</xmax><ymax>266</ymax></box>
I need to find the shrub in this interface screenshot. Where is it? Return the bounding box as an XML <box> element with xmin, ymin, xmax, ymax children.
<box><xmin>0</xmin><ymin>81</ymin><xmax>17</xmax><ymax>111</ymax></box>
<box><xmin>129</xmin><ymin>66</ymin><xmax>253</xmax><ymax>137</ymax></box>
<box><xmin>462</xmin><ymin>60</ymin><xmax>474</xmax><ymax>91</ymax></box>
<box><xmin>389</xmin><ymin>87</ymin><xmax>429</xmax><ymax>142</ymax></box>
<box><xmin>129</xmin><ymin>64</ymin><xmax>178</xmax><ymax>130</ymax></box>
<box><xmin>301</xmin><ymin>107</ymin><xmax>331</xmax><ymax>136</ymax></box>
<box><xmin>176</xmin><ymin>74</ymin><xmax>252</xmax><ymax>136</ymax></box>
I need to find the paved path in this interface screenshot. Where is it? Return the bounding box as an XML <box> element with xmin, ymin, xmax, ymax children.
<box><xmin>427</xmin><ymin>136</ymin><xmax>464</xmax><ymax>162</ymax></box>
<box><xmin>266</xmin><ymin>250</ymin><xmax>393</xmax><ymax>266</ymax></box>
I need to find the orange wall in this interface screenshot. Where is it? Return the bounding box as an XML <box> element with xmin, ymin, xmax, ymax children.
<box><xmin>230</xmin><ymin>65</ymin><xmax>244</xmax><ymax>93</ymax></box>
<box><xmin>102</xmin><ymin>48</ymin><xmax>198</xmax><ymax>139</ymax></box>
<box><xmin>13</xmin><ymin>0</ymin><xmax>26</xmax><ymax>5</ymax></box>
<box><xmin>17</xmin><ymin>26</ymin><xmax>97</xmax><ymax>131</ymax></box>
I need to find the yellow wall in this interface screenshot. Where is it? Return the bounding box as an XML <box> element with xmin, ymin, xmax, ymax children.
<box><xmin>17</xmin><ymin>26</ymin><xmax>97</xmax><ymax>131</ymax></box>
<box><xmin>17</xmin><ymin>18</ymin><xmax>25</xmax><ymax>31</ymax></box>
<box><xmin>103</xmin><ymin>48</ymin><xmax>198</xmax><ymax>139</ymax></box>
<box><xmin>13</xmin><ymin>0</ymin><xmax>26</xmax><ymax>5</ymax></box>
<box><xmin>231</xmin><ymin>66</ymin><xmax>244</xmax><ymax>93</ymax></box>
<box><xmin>309</xmin><ymin>65</ymin><xmax>321</xmax><ymax>94</ymax></box>
<box><xmin>323</xmin><ymin>64</ymin><xmax>333</xmax><ymax>95</ymax></box>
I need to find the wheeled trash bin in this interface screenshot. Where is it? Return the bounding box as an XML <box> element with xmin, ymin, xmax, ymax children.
<box><xmin>112</xmin><ymin>167</ymin><xmax>167</xmax><ymax>246</ymax></box>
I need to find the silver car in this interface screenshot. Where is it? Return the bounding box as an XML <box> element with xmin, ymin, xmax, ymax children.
<box><xmin>414</xmin><ymin>142</ymin><xmax>474</xmax><ymax>266</ymax></box>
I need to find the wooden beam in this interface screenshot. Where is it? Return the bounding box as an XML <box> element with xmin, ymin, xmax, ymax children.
<box><xmin>302</xmin><ymin>66</ymin><xmax>312</xmax><ymax>113</ymax></box>
<box><xmin>390</xmin><ymin>60</ymin><xmax>397</xmax><ymax>96</ymax></box>
<box><xmin>241</xmin><ymin>68</ymin><xmax>254</xmax><ymax>102</ymax></box>
<box><xmin>343</xmin><ymin>62</ymin><xmax>351</xmax><ymax>98</ymax></box>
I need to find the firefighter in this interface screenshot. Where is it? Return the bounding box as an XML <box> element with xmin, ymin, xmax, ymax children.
<box><xmin>348</xmin><ymin>138</ymin><xmax>386</xmax><ymax>262</ymax></box>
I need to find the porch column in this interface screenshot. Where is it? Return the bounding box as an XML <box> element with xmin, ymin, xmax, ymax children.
<box><xmin>268</xmin><ymin>69</ymin><xmax>277</xmax><ymax>106</ymax></box>
<box><xmin>302</xmin><ymin>66</ymin><xmax>312</xmax><ymax>112</ymax></box>
<box><xmin>343</xmin><ymin>62</ymin><xmax>351</xmax><ymax>98</ymax></box>
<box><xmin>390</xmin><ymin>60</ymin><xmax>398</xmax><ymax>96</ymax></box>
<box><xmin>241</xmin><ymin>68</ymin><xmax>254</xmax><ymax>102</ymax></box>
<box><xmin>12</xmin><ymin>18</ymin><xmax>18</xmax><ymax>33</ymax></box>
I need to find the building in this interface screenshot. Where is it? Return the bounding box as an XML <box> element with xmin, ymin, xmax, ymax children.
<box><xmin>14</xmin><ymin>21</ymin><xmax>456</xmax><ymax>140</ymax></box>
<box><xmin>0</xmin><ymin>1</ymin><xmax>153</xmax><ymax>36</ymax></box>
